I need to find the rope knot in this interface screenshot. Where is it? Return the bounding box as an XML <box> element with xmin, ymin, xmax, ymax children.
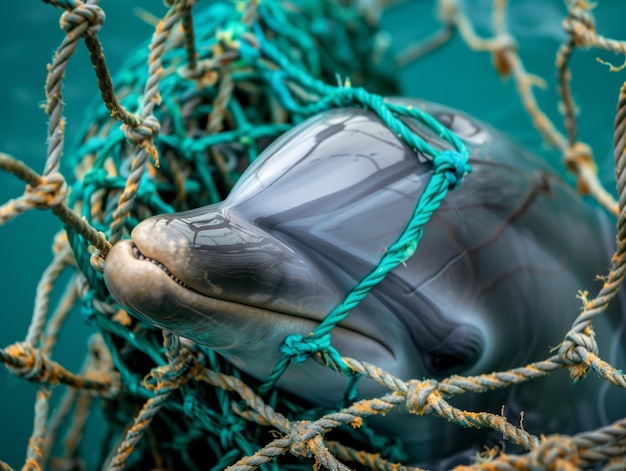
<box><xmin>557</xmin><ymin>327</ymin><xmax>597</xmax><ymax>381</ymax></box>
<box><xmin>405</xmin><ymin>379</ymin><xmax>440</xmax><ymax>415</ymax></box>
<box><xmin>280</xmin><ymin>333</ymin><xmax>332</xmax><ymax>364</ymax></box>
<box><xmin>4</xmin><ymin>342</ymin><xmax>49</xmax><ymax>382</ymax></box>
<box><xmin>60</xmin><ymin>3</ymin><xmax>105</xmax><ymax>35</ymax></box>
<box><xmin>433</xmin><ymin>149</ymin><xmax>471</xmax><ymax>189</ymax></box>
<box><xmin>563</xmin><ymin>142</ymin><xmax>595</xmax><ymax>194</ymax></box>
<box><xmin>123</xmin><ymin>115</ymin><xmax>161</xmax><ymax>143</ymax></box>
<box><xmin>529</xmin><ymin>436</ymin><xmax>579</xmax><ymax>471</ymax></box>
<box><xmin>143</xmin><ymin>347</ymin><xmax>197</xmax><ymax>393</ymax></box>
<box><xmin>288</xmin><ymin>421</ymin><xmax>322</xmax><ymax>458</ymax></box>
<box><xmin>178</xmin><ymin>58</ymin><xmax>223</xmax><ymax>85</ymax></box>
<box><xmin>122</xmin><ymin>116</ymin><xmax>162</xmax><ymax>165</ymax></box>
<box><xmin>25</xmin><ymin>173</ymin><xmax>68</xmax><ymax>209</ymax></box>
<box><xmin>562</xmin><ymin>2</ymin><xmax>596</xmax><ymax>48</ymax></box>
<box><xmin>89</xmin><ymin>247</ymin><xmax>106</xmax><ymax>273</ymax></box>
<box><xmin>491</xmin><ymin>34</ymin><xmax>518</xmax><ymax>78</ymax></box>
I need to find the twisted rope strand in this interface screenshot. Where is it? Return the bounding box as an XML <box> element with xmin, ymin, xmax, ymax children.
<box><xmin>22</xmin><ymin>387</ymin><xmax>52</xmax><ymax>471</ymax></box>
<box><xmin>108</xmin><ymin>2</ymin><xmax>192</xmax><ymax>243</ymax></box>
<box><xmin>0</xmin><ymin>154</ymin><xmax>111</xmax><ymax>255</ymax></box>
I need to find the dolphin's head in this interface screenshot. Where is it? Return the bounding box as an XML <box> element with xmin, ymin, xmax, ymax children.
<box><xmin>103</xmin><ymin>101</ymin><xmax>616</xmax><ymax>463</ymax></box>
<box><xmin>104</xmin><ymin>106</ymin><xmax>491</xmax><ymax>385</ymax></box>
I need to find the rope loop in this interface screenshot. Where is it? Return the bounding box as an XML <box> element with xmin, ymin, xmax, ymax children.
<box><xmin>143</xmin><ymin>347</ymin><xmax>197</xmax><ymax>394</ymax></box>
<box><xmin>280</xmin><ymin>333</ymin><xmax>332</xmax><ymax>364</ymax></box>
<box><xmin>404</xmin><ymin>379</ymin><xmax>440</xmax><ymax>415</ymax></box>
<box><xmin>433</xmin><ymin>149</ymin><xmax>472</xmax><ymax>189</ymax></box>
<box><xmin>25</xmin><ymin>173</ymin><xmax>68</xmax><ymax>209</ymax></box>
<box><xmin>122</xmin><ymin>115</ymin><xmax>162</xmax><ymax>166</ymax></box>
<box><xmin>59</xmin><ymin>3</ymin><xmax>105</xmax><ymax>35</ymax></box>
<box><xmin>288</xmin><ymin>421</ymin><xmax>321</xmax><ymax>458</ymax></box>
<box><xmin>562</xmin><ymin>1</ymin><xmax>596</xmax><ymax>48</ymax></box>
<box><xmin>123</xmin><ymin>115</ymin><xmax>162</xmax><ymax>143</ymax></box>
<box><xmin>559</xmin><ymin>330</ymin><xmax>599</xmax><ymax>362</ymax></box>
<box><xmin>178</xmin><ymin>58</ymin><xmax>224</xmax><ymax>83</ymax></box>
<box><xmin>564</xmin><ymin>141</ymin><xmax>594</xmax><ymax>171</ymax></box>
<box><xmin>557</xmin><ymin>328</ymin><xmax>598</xmax><ymax>381</ymax></box>
<box><xmin>89</xmin><ymin>248</ymin><xmax>106</xmax><ymax>273</ymax></box>
<box><xmin>4</xmin><ymin>342</ymin><xmax>46</xmax><ymax>381</ymax></box>
<box><xmin>529</xmin><ymin>435</ymin><xmax>579</xmax><ymax>471</ymax></box>
<box><xmin>564</xmin><ymin>141</ymin><xmax>596</xmax><ymax>194</ymax></box>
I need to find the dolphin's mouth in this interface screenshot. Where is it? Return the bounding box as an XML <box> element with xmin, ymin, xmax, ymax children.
<box><xmin>130</xmin><ymin>243</ymin><xmax>192</xmax><ymax>289</ymax></box>
<box><xmin>108</xmin><ymin>238</ymin><xmax>395</xmax><ymax>359</ymax></box>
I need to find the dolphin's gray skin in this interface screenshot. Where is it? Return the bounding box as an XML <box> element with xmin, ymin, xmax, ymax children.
<box><xmin>103</xmin><ymin>98</ymin><xmax>626</xmax><ymax>467</ymax></box>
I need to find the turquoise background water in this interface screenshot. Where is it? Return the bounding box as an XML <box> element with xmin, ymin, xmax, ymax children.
<box><xmin>1</xmin><ymin>1</ymin><xmax>624</xmax><ymax>469</ymax></box>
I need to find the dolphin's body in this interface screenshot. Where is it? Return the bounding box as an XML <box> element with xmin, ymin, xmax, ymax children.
<box><xmin>104</xmin><ymin>99</ymin><xmax>626</xmax><ymax>466</ymax></box>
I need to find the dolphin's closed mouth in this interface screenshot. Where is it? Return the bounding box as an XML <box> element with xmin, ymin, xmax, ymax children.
<box><xmin>130</xmin><ymin>243</ymin><xmax>192</xmax><ymax>290</ymax></box>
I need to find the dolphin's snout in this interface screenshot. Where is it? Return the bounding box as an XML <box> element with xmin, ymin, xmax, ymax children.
<box><xmin>128</xmin><ymin>206</ymin><xmax>342</xmax><ymax>315</ymax></box>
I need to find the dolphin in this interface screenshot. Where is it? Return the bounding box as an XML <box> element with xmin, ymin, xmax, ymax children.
<box><xmin>103</xmin><ymin>98</ymin><xmax>626</xmax><ymax>467</ymax></box>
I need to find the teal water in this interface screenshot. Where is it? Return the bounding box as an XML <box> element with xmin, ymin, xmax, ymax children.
<box><xmin>0</xmin><ymin>1</ymin><xmax>624</xmax><ymax>469</ymax></box>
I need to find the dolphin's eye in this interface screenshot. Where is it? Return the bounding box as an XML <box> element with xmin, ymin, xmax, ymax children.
<box><xmin>423</xmin><ymin>324</ymin><xmax>483</xmax><ymax>377</ymax></box>
<box><xmin>428</xmin><ymin>353</ymin><xmax>469</xmax><ymax>374</ymax></box>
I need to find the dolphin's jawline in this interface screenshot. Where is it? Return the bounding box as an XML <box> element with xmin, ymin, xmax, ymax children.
<box><xmin>122</xmin><ymin>239</ymin><xmax>396</xmax><ymax>359</ymax></box>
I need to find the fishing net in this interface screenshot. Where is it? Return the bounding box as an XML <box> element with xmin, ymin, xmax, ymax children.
<box><xmin>1</xmin><ymin>0</ymin><xmax>626</xmax><ymax>470</ymax></box>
